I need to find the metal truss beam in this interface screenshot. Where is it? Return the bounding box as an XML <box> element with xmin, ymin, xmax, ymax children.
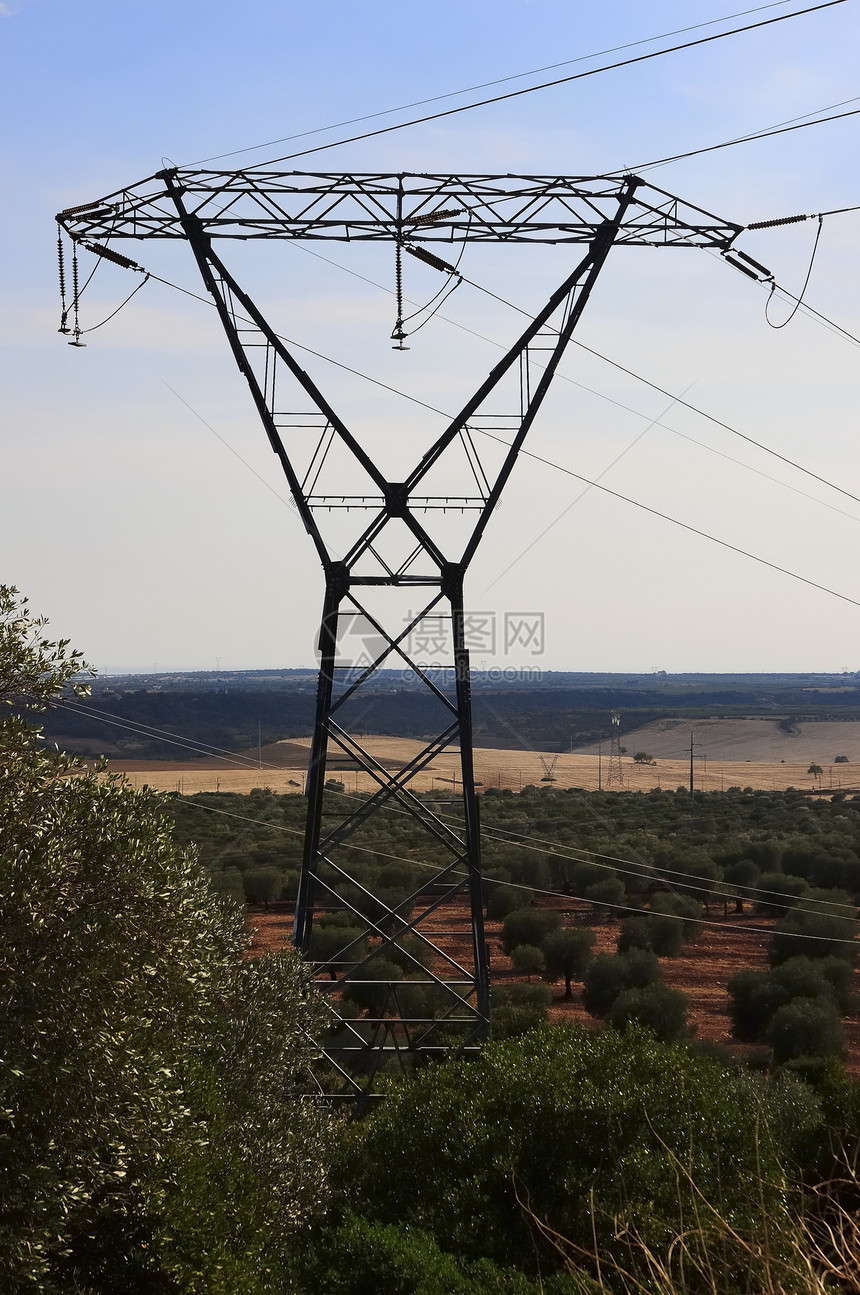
<box><xmin>57</xmin><ymin>170</ymin><xmax>742</xmax><ymax>248</ymax></box>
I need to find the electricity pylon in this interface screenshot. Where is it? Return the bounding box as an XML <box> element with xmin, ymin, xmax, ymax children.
<box><xmin>606</xmin><ymin>711</ymin><xmax>624</xmax><ymax>787</ymax></box>
<box><xmin>57</xmin><ymin>171</ymin><xmax>763</xmax><ymax>1097</ymax></box>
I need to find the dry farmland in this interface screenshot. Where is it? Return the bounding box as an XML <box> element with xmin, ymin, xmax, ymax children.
<box><xmin>103</xmin><ymin>727</ymin><xmax>860</xmax><ymax>798</ymax></box>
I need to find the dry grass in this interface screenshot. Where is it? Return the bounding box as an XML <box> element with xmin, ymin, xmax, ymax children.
<box><xmin>100</xmin><ymin>733</ymin><xmax>860</xmax><ymax>798</ymax></box>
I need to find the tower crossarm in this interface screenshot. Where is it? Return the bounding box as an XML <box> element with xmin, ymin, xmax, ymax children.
<box><xmin>57</xmin><ymin>170</ymin><xmax>743</xmax><ymax>249</ymax></box>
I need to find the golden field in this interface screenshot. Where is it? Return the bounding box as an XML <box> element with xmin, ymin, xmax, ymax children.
<box><xmin>101</xmin><ymin>728</ymin><xmax>860</xmax><ymax>797</ymax></box>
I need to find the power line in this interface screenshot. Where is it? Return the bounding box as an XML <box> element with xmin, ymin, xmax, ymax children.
<box><xmin>139</xmin><ymin>220</ymin><xmax>860</xmax><ymax>522</ymax></box>
<box><xmin>291</xmin><ymin>242</ymin><xmax>860</xmax><ymax>535</ymax></box>
<box><xmin>256</xmin><ymin>2</ymin><xmax>846</xmax><ymax>166</ymax></box>
<box><xmin>475</xmin><ymin>818</ymin><xmax>853</xmax><ymax>916</ymax></box>
<box><xmin>85</xmin><ymin>202</ymin><xmax>860</xmax><ymax>623</ymax></box>
<box><xmin>185</xmin><ymin>1</ymin><xmax>803</xmax><ymax>166</ymax></box>
<box><xmin>183</xmin><ymin>794</ymin><xmax>860</xmax><ymax>945</ymax></box>
<box><xmin>765</xmin><ymin>278</ymin><xmax>860</xmax><ymax>349</ymax></box>
<box><xmin>161</xmin><ymin>380</ymin><xmax>296</xmax><ymax>513</ymax></box>
<box><xmin>480</xmin><ymin>428</ymin><xmax>860</xmax><ymax>611</ymax></box>
<box><xmin>186</xmin><ymin>782</ymin><xmax>844</xmax><ymax>927</ymax></box>
<box><xmin>458</xmin><ymin>272</ymin><xmax>860</xmax><ymax>510</ymax></box>
<box><xmin>323</xmin><ymin>785</ymin><xmax>860</xmax><ymax>932</ymax></box>
<box><xmin>134</xmin><ymin>261</ymin><xmax>860</xmax><ymax>615</ymax></box>
<box><xmin>53</xmin><ymin>697</ymin><xmax>293</xmax><ymax>771</ymax></box>
<box><xmin>55</xmin><ymin>698</ymin><xmax>858</xmax><ymax>931</ymax></box>
<box><xmin>622</xmin><ymin>103</ymin><xmax>860</xmax><ymax>174</ymax></box>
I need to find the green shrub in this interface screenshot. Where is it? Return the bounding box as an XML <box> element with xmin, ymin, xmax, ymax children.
<box><xmin>771</xmin><ymin>888</ymin><xmax>858</xmax><ymax>964</ymax></box>
<box><xmin>608</xmin><ymin>983</ymin><xmax>690</xmax><ymax>1043</ymax></box>
<box><xmin>584</xmin><ymin>875</ymin><xmax>626</xmax><ymax>920</ymax></box>
<box><xmin>242</xmin><ymin>866</ymin><xmax>283</xmax><ymax>906</ymax></box>
<box><xmin>342</xmin><ymin>1025</ymin><xmax>813</xmax><ymax>1284</ymax></box>
<box><xmin>541</xmin><ymin>928</ymin><xmax>595</xmax><ymax>997</ymax></box>
<box><xmin>766</xmin><ymin>997</ymin><xmax>845</xmax><ymax>1064</ymax></box>
<box><xmin>490</xmin><ymin>983</ymin><xmax>552</xmax><ymax>1040</ymax></box>
<box><xmin>377</xmin><ymin>862</ymin><xmax>419</xmax><ymax>891</ymax></box>
<box><xmin>486</xmin><ymin>883</ymin><xmax>532</xmax><ymax>921</ymax></box>
<box><xmin>582</xmin><ymin>950</ymin><xmax>662</xmax><ymax>1019</ymax></box>
<box><xmin>754</xmin><ymin>872</ymin><xmax>810</xmax><ymax>917</ymax></box>
<box><xmin>721</xmin><ymin>858</ymin><xmax>760</xmax><ymax>912</ymax></box>
<box><xmin>728</xmin><ymin>969</ymin><xmax>789</xmax><ymax>1043</ymax></box>
<box><xmin>209</xmin><ymin>866</ymin><xmax>245</xmax><ymax>906</ymax></box>
<box><xmin>501</xmin><ymin>907</ymin><xmax>562</xmax><ymax>955</ymax></box>
<box><xmin>730</xmin><ymin>954</ymin><xmax>847</xmax><ymax>1044</ymax></box>
<box><xmin>342</xmin><ymin>956</ymin><xmax>404</xmax><ymax>1015</ymax></box>
<box><xmin>617</xmin><ymin>914</ymin><xmax>656</xmax><ymax>953</ymax></box>
<box><xmin>297</xmin><ymin>1213</ymin><xmax>558</xmax><ymax>1295</ymax></box>
<box><xmin>510</xmin><ymin>944</ymin><xmax>546</xmax><ymax>979</ymax></box>
<box><xmin>309</xmin><ymin>924</ymin><xmax>368</xmax><ymax>976</ymax></box>
<box><xmin>378</xmin><ymin>933</ymin><xmax>425</xmax><ymax>975</ymax></box>
<box><xmin>650</xmin><ymin>892</ymin><xmax>702</xmax><ymax>939</ymax></box>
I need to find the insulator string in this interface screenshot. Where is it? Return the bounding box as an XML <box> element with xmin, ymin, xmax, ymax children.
<box><xmin>69</xmin><ymin>242</ymin><xmax>85</xmax><ymax>346</ymax></box>
<box><xmin>57</xmin><ymin>232</ymin><xmax>69</xmax><ymax>334</ymax></box>
<box><xmin>391</xmin><ymin>241</ymin><xmax>408</xmax><ymax>348</ymax></box>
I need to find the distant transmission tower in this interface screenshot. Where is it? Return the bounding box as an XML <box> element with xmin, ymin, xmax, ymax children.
<box><xmin>56</xmin><ymin>170</ymin><xmax>766</xmax><ymax>1100</ymax></box>
<box><xmin>606</xmin><ymin>711</ymin><xmax>624</xmax><ymax>787</ymax></box>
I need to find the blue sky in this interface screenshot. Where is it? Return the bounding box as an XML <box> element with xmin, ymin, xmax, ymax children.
<box><xmin>3</xmin><ymin>0</ymin><xmax>860</xmax><ymax>672</ymax></box>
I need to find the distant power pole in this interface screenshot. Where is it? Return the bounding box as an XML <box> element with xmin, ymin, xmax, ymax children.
<box><xmin>606</xmin><ymin>712</ymin><xmax>623</xmax><ymax>787</ymax></box>
<box><xmin>689</xmin><ymin>729</ymin><xmax>702</xmax><ymax>798</ymax></box>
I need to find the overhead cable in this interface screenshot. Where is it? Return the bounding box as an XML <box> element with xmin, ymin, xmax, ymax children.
<box><xmin>185</xmin><ymin>1</ymin><xmax>803</xmax><ymax>166</ymax></box>
<box><xmin>479</xmin><ymin>428</ymin><xmax>860</xmax><ymax>610</ymax></box>
<box><xmin>184</xmin><ymin>794</ymin><xmax>860</xmax><ymax>945</ymax></box>
<box><xmin>619</xmin><ymin>99</ymin><xmax>860</xmax><ymax>173</ymax></box>
<box><xmin>254</xmin><ymin>2</ymin><xmax>847</xmax><ymax>166</ymax></box>
<box><xmin>124</xmin><ymin>262</ymin><xmax>860</xmax><ymax>613</ymax></box>
<box><xmin>56</xmin><ymin>700</ymin><xmax>860</xmax><ymax>932</ymax></box>
<box><xmin>291</xmin><ymin>242</ymin><xmax>860</xmax><ymax>530</ymax></box>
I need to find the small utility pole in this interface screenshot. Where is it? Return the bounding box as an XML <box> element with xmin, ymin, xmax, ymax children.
<box><xmin>689</xmin><ymin>729</ymin><xmax>702</xmax><ymax>799</ymax></box>
<box><xmin>598</xmin><ymin>740</ymin><xmax>603</xmax><ymax>791</ymax></box>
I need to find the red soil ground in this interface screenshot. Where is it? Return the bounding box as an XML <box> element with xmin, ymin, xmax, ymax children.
<box><xmin>247</xmin><ymin>895</ymin><xmax>860</xmax><ymax>1075</ymax></box>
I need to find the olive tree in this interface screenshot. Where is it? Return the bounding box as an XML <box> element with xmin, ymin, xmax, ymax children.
<box><xmin>341</xmin><ymin>1025</ymin><xmax>817</xmax><ymax>1286</ymax></box>
<box><xmin>541</xmin><ymin>928</ymin><xmax>595</xmax><ymax>998</ymax></box>
<box><xmin>0</xmin><ymin>587</ymin><xmax>332</xmax><ymax>1294</ymax></box>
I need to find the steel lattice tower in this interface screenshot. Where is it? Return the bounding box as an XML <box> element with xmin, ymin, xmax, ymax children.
<box><xmin>606</xmin><ymin>710</ymin><xmax>624</xmax><ymax>787</ymax></box>
<box><xmin>57</xmin><ymin>171</ymin><xmax>762</xmax><ymax>1098</ymax></box>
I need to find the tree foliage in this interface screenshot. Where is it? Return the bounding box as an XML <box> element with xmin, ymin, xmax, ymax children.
<box><xmin>501</xmin><ymin>907</ymin><xmax>561</xmax><ymax>955</ymax></box>
<box><xmin>296</xmin><ymin>1212</ymin><xmax>576</xmax><ymax>1295</ymax></box>
<box><xmin>582</xmin><ymin>949</ymin><xmax>662</xmax><ymax>1019</ymax></box>
<box><xmin>766</xmin><ymin>998</ymin><xmax>845</xmax><ymax>1065</ymax></box>
<box><xmin>608</xmin><ymin>983</ymin><xmax>690</xmax><ymax>1043</ymax></box>
<box><xmin>490</xmin><ymin>983</ymin><xmax>552</xmax><ymax>1040</ymax></box>
<box><xmin>541</xmin><ymin>928</ymin><xmax>595</xmax><ymax>997</ymax></box>
<box><xmin>338</xmin><ymin>1026</ymin><xmax>817</xmax><ymax>1285</ymax></box>
<box><xmin>0</xmin><ymin>586</ymin><xmax>331</xmax><ymax>1293</ymax></box>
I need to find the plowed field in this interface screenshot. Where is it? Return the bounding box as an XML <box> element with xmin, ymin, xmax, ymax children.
<box><xmin>247</xmin><ymin>895</ymin><xmax>860</xmax><ymax>1075</ymax></box>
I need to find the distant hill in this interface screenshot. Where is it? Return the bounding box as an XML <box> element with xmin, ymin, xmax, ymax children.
<box><xmin>43</xmin><ymin>668</ymin><xmax>860</xmax><ymax>760</ymax></box>
<box><xmin>575</xmin><ymin>716</ymin><xmax>860</xmax><ymax>764</ymax></box>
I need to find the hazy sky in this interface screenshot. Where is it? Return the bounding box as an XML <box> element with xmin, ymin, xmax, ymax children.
<box><xmin>3</xmin><ymin>0</ymin><xmax>860</xmax><ymax>673</ymax></box>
